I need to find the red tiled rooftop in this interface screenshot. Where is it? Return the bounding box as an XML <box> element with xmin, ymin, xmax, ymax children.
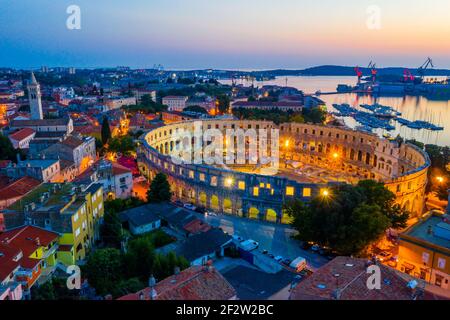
<box><xmin>8</xmin><ymin>128</ymin><xmax>35</xmax><ymax>141</ymax></box>
<box><xmin>0</xmin><ymin>176</ymin><xmax>41</xmax><ymax>201</ymax></box>
<box><xmin>118</xmin><ymin>265</ymin><xmax>236</xmax><ymax>300</ymax></box>
<box><xmin>290</xmin><ymin>256</ymin><xmax>447</xmax><ymax>300</ymax></box>
<box><xmin>183</xmin><ymin>219</ymin><xmax>212</xmax><ymax>234</ymax></box>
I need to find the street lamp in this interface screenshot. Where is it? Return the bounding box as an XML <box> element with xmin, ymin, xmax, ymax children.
<box><xmin>332</xmin><ymin>152</ymin><xmax>339</xmax><ymax>159</ymax></box>
<box><xmin>225</xmin><ymin>177</ymin><xmax>234</xmax><ymax>187</ymax></box>
<box><xmin>436</xmin><ymin>176</ymin><xmax>445</xmax><ymax>184</ymax></box>
<box><xmin>321</xmin><ymin>189</ymin><xmax>330</xmax><ymax>197</ymax></box>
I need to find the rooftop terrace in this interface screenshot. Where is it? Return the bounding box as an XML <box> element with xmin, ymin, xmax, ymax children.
<box><xmin>7</xmin><ymin>183</ymin><xmax>75</xmax><ymax>211</ymax></box>
<box><xmin>404</xmin><ymin>214</ymin><xmax>450</xmax><ymax>249</ymax></box>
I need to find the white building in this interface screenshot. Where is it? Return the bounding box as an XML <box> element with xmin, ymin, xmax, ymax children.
<box><xmin>8</xmin><ymin>128</ymin><xmax>35</xmax><ymax>149</ymax></box>
<box><xmin>162</xmin><ymin>96</ymin><xmax>189</xmax><ymax>112</ymax></box>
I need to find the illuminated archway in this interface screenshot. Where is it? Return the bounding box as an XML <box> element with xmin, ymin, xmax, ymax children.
<box><xmin>248</xmin><ymin>207</ymin><xmax>259</xmax><ymax>219</ymax></box>
<box><xmin>223</xmin><ymin>198</ymin><xmax>232</xmax><ymax>214</ymax></box>
<box><xmin>199</xmin><ymin>192</ymin><xmax>207</xmax><ymax>206</ymax></box>
<box><xmin>210</xmin><ymin>195</ymin><xmax>219</xmax><ymax>211</ymax></box>
<box><xmin>281</xmin><ymin>210</ymin><xmax>294</xmax><ymax>224</ymax></box>
<box><xmin>266</xmin><ymin>209</ymin><xmax>277</xmax><ymax>222</ymax></box>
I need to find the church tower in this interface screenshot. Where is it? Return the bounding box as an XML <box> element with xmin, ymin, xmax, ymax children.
<box><xmin>28</xmin><ymin>72</ymin><xmax>43</xmax><ymax>120</ymax></box>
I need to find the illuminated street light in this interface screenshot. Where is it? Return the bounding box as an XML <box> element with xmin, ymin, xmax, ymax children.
<box><xmin>285</xmin><ymin>140</ymin><xmax>290</xmax><ymax>148</ymax></box>
<box><xmin>321</xmin><ymin>189</ymin><xmax>330</xmax><ymax>197</ymax></box>
<box><xmin>436</xmin><ymin>176</ymin><xmax>445</xmax><ymax>184</ymax></box>
<box><xmin>332</xmin><ymin>152</ymin><xmax>339</xmax><ymax>159</ymax></box>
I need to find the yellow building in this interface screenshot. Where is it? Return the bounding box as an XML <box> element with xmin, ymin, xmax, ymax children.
<box><xmin>2</xmin><ymin>182</ymin><xmax>104</xmax><ymax>266</ymax></box>
<box><xmin>398</xmin><ymin>212</ymin><xmax>450</xmax><ymax>291</ymax></box>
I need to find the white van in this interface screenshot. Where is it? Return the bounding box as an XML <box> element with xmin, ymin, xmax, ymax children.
<box><xmin>240</xmin><ymin>239</ymin><xmax>259</xmax><ymax>252</ymax></box>
<box><xmin>289</xmin><ymin>256</ymin><xmax>307</xmax><ymax>272</ymax></box>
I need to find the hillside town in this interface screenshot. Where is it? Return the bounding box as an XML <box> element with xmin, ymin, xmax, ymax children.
<box><xmin>0</xmin><ymin>66</ymin><xmax>449</xmax><ymax>303</ymax></box>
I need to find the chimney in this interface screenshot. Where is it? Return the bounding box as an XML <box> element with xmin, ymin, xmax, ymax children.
<box><xmin>148</xmin><ymin>274</ymin><xmax>157</xmax><ymax>300</ymax></box>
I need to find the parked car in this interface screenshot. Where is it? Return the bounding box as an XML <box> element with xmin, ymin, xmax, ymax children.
<box><xmin>233</xmin><ymin>235</ymin><xmax>244</xmax><ymax>242</ymax></box>
<box><xmin>377</xmin><ymin>251</ymin><xmax>392</xmax><ymax>262</ymax></box>
<box><xmin>300</xmin><ymin>241</ymin><xmax>312</xmax><ymax>250</ymax></box>
<box><xmin>240</xmin><ymin>240</ymin><xmax>259</xmax><ymax>251</ymax></box>
<box><xmin>207</xmin><ymin>211</ymin><xmax>218</xmax><ymax>217</ymax></box>
<box><xmin>311</xmin><ymin>244</ymin><xmax>321</xmax><ymax>252</ymax></box>
<box><xmin>274</xmin><ymin>256</ymin><xmax>283</xmax><ymax>262</ymax></box>
<box><xmin>282</xmin><ymin>258</ymin><xmax>292</xmax><ymax>265</ymax></box>
<box><xmin>268</xmin><ymin>253</ymin><xmax>275</xmax><ymax>259</ymax></box>
<box><xmin>262</xmin><ymin>249</ymin><xmax>268</xmax><ymax>254</ymax></box>
<box><xmin>174</xmin><ymin>200</ymin><xmax>184</xmax><ymax>207</ymax></box>
<box><xmin>183</xmin><ymin>203</ymin><xmax>196</xmax><ymax>211</ymax></box>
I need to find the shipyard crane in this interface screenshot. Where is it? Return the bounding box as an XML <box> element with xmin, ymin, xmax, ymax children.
<box><xmin>403</xmin><ymin>69</ymin><xmax>415</xmax><ymax>82</ymax></box>
<box><xmin>368</xmin><ymin>61</ymin><xmax>377</xmax><ymax>83</ymax></box>
<box><xmin>354</xmin><ymin>66</ymin><xmax>363</xmax><ymax>84</ymax></box>
<box><xmin>418</xmin><ymin>57</ymin><xmax>434</xmax><ymax>79</ymax></box>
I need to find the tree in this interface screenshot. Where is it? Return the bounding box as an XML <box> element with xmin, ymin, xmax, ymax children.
<box><xmin>217</xmin><ymin>94</ymin><xmax>230</xmax><ymax>114</ymax></box>
<box><xmin>101</xmin><ymin>210</ymin><xmax>123</xmax><ymax>248</ymax></box>
<box><xmin>101</xmin><ymin>116</ymin><xmax>111</xmax><ymax>145</ymax></box>
<box><xmin>108</xmin><ymin>136</ymin><xmax>136</xmax><ymax>156</ymax></box>
<box><xmin>31</xmin><ymin>277</ymin><xmax>79</xmax><ymax>300</ymax></box>
<box><xmin>435</xmin><ymin>182</ymin><xmax>450</xmax><ymax>201</ymax></box>
<box><xmin>147</xmin><ymin>173</ymin><xmax>172</xmax><ymax>203</ymax></box>
<box><xmin>183</xmin><ymin>105</ymin><xmax>208</xmax><ymax>114</ymax></box>
<box><xmin>0</xmin><ymin>133</ymin><xmax>21</xmax><ymax>162</ymax></box>
<box><xmin>141</xmin><ymin>94</ymin><xmax>154</xmax><ymax>107</ymax></box>
<box><xmin>82</xmin><ymin>248</ymin><xmax>123</xmax><ymax>296</ymax></box>
<box><xmin>285</xmin><ymin>180</ymin><xmax>408</xmax><ymax>256</ymax></box>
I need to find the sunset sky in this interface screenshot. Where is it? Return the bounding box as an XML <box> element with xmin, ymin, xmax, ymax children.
<box><xmin>1</xmin><ymin>0</ymin><xmax>450</xmax><ymax>69</ymax></box>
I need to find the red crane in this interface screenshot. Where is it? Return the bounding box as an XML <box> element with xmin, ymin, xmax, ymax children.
<box><xmin>368</xmin><ymin>61</ymin><xmax>377</xmax><ymax>83</ymax></box>
<box><xmin>354</xmin><ymin>66</ymin><xmax>363</xmax><ymax>84</ymax></box>
<box><xmin>403</xmin><ymin>69</ymin><xmax>415</xmax><ymax>82</ymax></box>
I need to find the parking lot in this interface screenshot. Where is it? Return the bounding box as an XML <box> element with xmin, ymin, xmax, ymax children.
<box><xmin>190</xmin><ymin>210</ymin><xmax>329</xmax><ymax>270</ymax></box>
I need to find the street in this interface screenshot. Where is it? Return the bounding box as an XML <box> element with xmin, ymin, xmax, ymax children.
<box><xmin>191</xmin><ymin>211</ymin><xmax>328</xmax><ymax>270</ymax></box>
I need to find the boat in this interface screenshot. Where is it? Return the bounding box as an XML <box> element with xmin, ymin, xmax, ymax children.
<box><xmin>360</xmin><ymin>104</ymin><xmax>401</xmax><ymax>118</ymax></box>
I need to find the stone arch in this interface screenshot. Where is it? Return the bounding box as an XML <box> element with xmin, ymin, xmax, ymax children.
<box><xmin>402</xmin><ymin>200</ymin><xmax>411</xmax><ymax>212</ymax></box>
<box><xmin>248</xmin><ymin>207</ymin><xmax>259</xmax><ymax>219</ymax></box>
<box><xmin>223</xmin><ymin>198</ymin><xmax>232</xmax><ymax>214</ymax></box>
<box><xmin>210</xmin><ymin>195</ymin><xmax>219</xmax><ymax>211</ymax></box>
<box><xmin>265</xmin><ymin>209</ymin><xmax>278</xmax><ymax>223</ymax></box>
<box><xmin>199</xmin><ymin>192</ymin><xmax>207</xmax><ymax>206</ymax></box>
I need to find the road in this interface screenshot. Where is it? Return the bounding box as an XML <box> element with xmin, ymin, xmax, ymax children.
<box><xmin>191</xmin><ymin>211</ymin><xmax>328</xmax><ymax>270</ymax></box>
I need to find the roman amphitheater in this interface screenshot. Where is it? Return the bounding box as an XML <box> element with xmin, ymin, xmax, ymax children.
<box><xmin>137</xmin><ymin>119</ymin><xmax>430</xmax><ymax>224</ymax></box>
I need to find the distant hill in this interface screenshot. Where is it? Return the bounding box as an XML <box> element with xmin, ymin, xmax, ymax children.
<box><xmin>257</xmin><ymin>65</ymin><xmax>450</xmax><ymax>77</ymax></box>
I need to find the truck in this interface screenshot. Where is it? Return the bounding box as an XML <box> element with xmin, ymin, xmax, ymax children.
<box><xmin>289</xmin><ymin>256</ymin><xmax>307</xmax><ymax>272</ymax></box>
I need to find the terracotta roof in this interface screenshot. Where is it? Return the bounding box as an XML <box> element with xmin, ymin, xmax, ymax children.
<box><xmin>232</xmin><ymin>101</ymin><xmax>303</xmax><ymax>107</ymax></box>
<box><xmin>118</xmin><ymin>265</ymin><xmax>236</xmax><ymax>300</ymax></box>
<box><xmin>0</xmin><ymin>243</ymin><xmax>21</xmax><ymax>281</ymax></box>
<box><xmin>0</xmin><ymin>176</ymin><xmax>41</xmax><ymax>201</ymax></box>
<box><xmin>8</xmin><ymin>128</ymin><xmax>35</xmax><ymax>141</ymax></box>
<box><xmin>10</xmin><ymin>118</ymin><xmax>70</xmax><ymax>127</ymax></box>
<box><xmin>183</xmin><ymin>219</ymin><xmax>212</xmax><ymax>235</ymax></box>
<box><xmin>289</xmin><ymin>256</ymin><xmax>447</xmax><ymax>300</ymax></box>
<box><xmin>60</xmin><ymin>136</ymin><xmax>84</xmax><ymax>149</ymax></box>
<box><xmin>112</xmin><ymin>163</ymin><xmax>132</xmax><ymax>175</ymax></box>
<box><xmin>0</xmin><ymin>226</ymin><xmax>59</xmax><ymax>277</ymax></box>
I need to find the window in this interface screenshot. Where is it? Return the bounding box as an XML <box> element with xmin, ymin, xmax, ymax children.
<box><xmin>199</xmin><ymin>173</ymin><xmax>205</xmax><ymax>182</ymax></box>
<box><xmin>259</xmin><ymin>182</ymin><xmax>265</xmax><ymax>188</ymax></box>
<box><xmin>210</xmin><ymin>176</ymin><xmax>217</xmax><ymax>186</ymax></box>
<box><xmin>286</xmin><ymin>186</ymin><xmax>295</xmax><ymax>196</ymax></box>
<box><xmin>303</xmin><ymin>188</ymin><xmax>311</xmax><ymax>197</ymax></box>
<box><xmin>266</xmin><ymin>183</ymin><xmax>271</xmax><ymax>189</ymax></box>
<box><xmin>73</xmin><ymin>212</ymin><xmax>79</xmax><ymax>222</ymax></box>
<box><xmin>75</xmin><ymin>228</ymin><xmax>81</xmax><ymax>237</ymax></box>
<box><xmin>438</xmin><ymin>258</ymin><xmax>446</xmax><ymax>269</ymax></box>
<box><xmin>253</xmin><ymin>187</ymin><xmax>259</xmax><ymax>196</ymax></box>
<box><xmin>189</xmin><ymin>170</ymin><xmax>194</xmax><ymax>179</ymax></box>
<box><xmin>238</xmin><ymin>181</ymin><xmax>245</xmax><ymax>190</ymax></box>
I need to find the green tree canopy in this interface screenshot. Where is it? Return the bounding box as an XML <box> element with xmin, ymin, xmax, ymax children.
<box><xmin>284</xmin><ymin>180</ymin><xmax>409</xmax><ymax>256</ymax></box>
<box><xmin>0</xmin><ymin>133</ymin><xmax>21</xmax><ymax>162</ymax></box>
<box><xmin>147</xmin><ymin>173</ymin><xmax>172</xmax><ymax>203</ymax></box>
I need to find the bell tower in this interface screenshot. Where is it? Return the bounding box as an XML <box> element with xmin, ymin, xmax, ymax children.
<box><xmin>28</xmin><ymin>72</ymin><xmax>43</xmax><ymax>120</ymax></box>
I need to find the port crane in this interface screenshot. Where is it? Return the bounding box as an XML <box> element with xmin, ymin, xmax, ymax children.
<box><xmin>354</xmin><ymin>66</ymin><xmax>363</xmax><ymax>84</ymax></box>
<box><xmin>368</xmin><ymin>61</ymin><xmax>377</xmax><ymax>83</ymax></box>
<box><xmin>418</xmin><ymin>57</ymin><xmax>434</xmax><ymax>79</ymax></box>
